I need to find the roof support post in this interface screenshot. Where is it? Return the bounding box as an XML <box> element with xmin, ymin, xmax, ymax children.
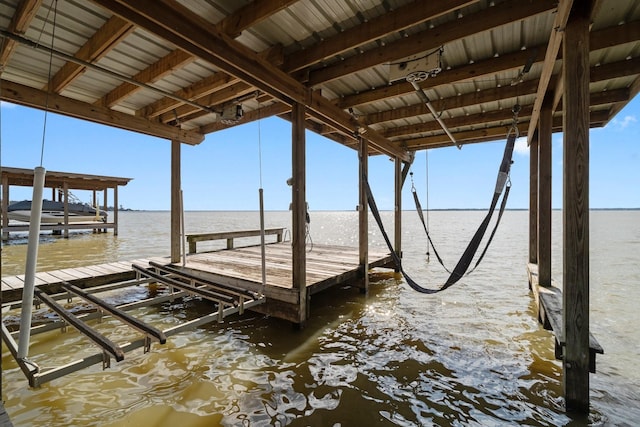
<box><xmin>538</xmin><ymin>95</ymin><xmax>554</xmax><ymax>287</ymax></box>
<box><xmin>171</xmin><ymin>139</ymin><xmax>181</xmax><ymax>263</ymax></box>
<box><xmin>562</xmin><ymin>0</ymin><xmax>591</xmax><ymax>413</ymax></box>
<box><xmin>291</xmin><ymin>102</ymin><xmax>307</xmax><ymax>328</ymax></box>
<box><xmin>2</xmin><ymin>175</ymin><xmax>9</xmax><ymax>241</ymax></box>
<box><xmin>529</xmin><ymin>131</ymin><xmax>539</xmax><ymax>268</ymax></box>
<box><xmin>102</xmin><ymin>188</ymin><xmax>108</xmax><ymax>233</ymax></box>
<box><xmin>92</xmin><ymin>190</ymin><xmax>98</xmax><ymax>234</ymax></box>
<box><xmin>358</xmin><ymin>136</ymin><xmax>369</xmax><ymax>294</ymax></box>
<box><xmin>63</xmin><ymin>182</ymin><xmax>69</xmax><ymax>238</ymax></box>
<box><xmin>394</xmin><ymin>157</ymin><xmax>402</xmax><ymax>272</ymax></box>
<box><xmin>113</xmin><ymin>185</ymin><xmax>119</xmax><ymax>236</ymax></box>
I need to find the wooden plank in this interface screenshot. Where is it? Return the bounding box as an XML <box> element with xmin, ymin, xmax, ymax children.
<box><xmin>187</xmin><ymin>228</ymin><xmax>284</xmax><ymax>242</ymax></box>
<box><xmin>46</xmin><ymin>269</ymin><xmax>83</xmax><ymax>282</ymax></box>
<box><xmin>527</xmin><ymin>263</ymin><xmax>603</xmax><ymax>373</ymax></box>
<box><xmin>2</xmin><ymin>276</ymin><xmax>24</xmax><ymax>289</ymax></box>
<box><xmin>34</xmin><ymin>271</ymin><xmax>64</xmax><ymax>285</ymax></box>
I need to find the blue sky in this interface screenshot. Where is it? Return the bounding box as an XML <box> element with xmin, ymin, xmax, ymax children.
<box><xmin>1</xmin><ymin>96</ymin><xmax>638</xmax><ymax>211</ymax></box>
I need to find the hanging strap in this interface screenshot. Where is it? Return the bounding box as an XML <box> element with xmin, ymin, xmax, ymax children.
<box><xmin>365</xmin><ymin>126</ymin><xmax>517</xmax><ymax>294</ymax></box>
<box><xmin>441</xmin><ymin>130</ymin><xmax>516</xmax><ymax>288</ymax></box>
<box><xmin>411</xmin><ymin>182</ymin><xmax>451</xmax><ymax>273</ymax></box>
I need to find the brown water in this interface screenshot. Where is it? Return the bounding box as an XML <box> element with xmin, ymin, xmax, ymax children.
<box><xmin>2</xmin><ymin>210</ymin><xmax>639</xmax><ymax>426</ymax></box>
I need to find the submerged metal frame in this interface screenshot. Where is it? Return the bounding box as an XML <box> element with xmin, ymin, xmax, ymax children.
<box><xmin>1</xmin><ymin>275</ymin><xmax>265</xmax><ymax>388</ymax></box>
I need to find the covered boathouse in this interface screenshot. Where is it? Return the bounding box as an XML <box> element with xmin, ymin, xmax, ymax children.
<box><xmin>1</xmin><ymin>0</ymin><xmax>639</xmax><ymax>414</ymax></box>
<box><xmin>1</xmin><ymin>166</ymin><xmax>132</xmax><ymax>239</ymax></box>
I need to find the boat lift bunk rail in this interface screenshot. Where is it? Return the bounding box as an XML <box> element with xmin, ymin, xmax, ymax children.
<box><xmin>2</xmin><ymin>263</ymin><xmax>265</xmax><ymax>387</ymax></box>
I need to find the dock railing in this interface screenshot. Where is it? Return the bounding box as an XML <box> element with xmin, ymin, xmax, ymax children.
<box><xmin>186</xmin><ymin>227</ymin><xmax>285</xmax><ymax>254</ymax></box>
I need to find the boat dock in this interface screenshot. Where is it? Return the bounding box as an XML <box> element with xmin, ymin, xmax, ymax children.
<box><xmin>1</xmin><ymin>233</ymin><xmax>392</xmax><ymax>386</ymax></box>
<box><xmin>1</xmin><ymin>167</ymin><xmax>132</xmax><ymax>240</ymax></box>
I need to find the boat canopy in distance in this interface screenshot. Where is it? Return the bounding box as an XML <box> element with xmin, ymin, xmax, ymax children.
<box><xmin>1</xmin><ymin>167</ymin><xmax>132</xmax><ymax>191</ymax></box>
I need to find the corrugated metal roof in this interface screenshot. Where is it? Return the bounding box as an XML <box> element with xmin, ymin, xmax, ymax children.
<box><xmin>1</xmin><ymin>0</ymin><xmax>639</xmax><ymax>154</ymax></box>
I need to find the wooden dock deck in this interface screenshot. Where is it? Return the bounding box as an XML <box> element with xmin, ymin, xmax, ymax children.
<box><xmin>2</xmin><ymin>243</ymin><xmax>392</xmax><ymax>307</ymax></box>
<box><xmin>2</xmin><ymin>241</ymin><xmax>392</xmax><ymax>386</ymax></box>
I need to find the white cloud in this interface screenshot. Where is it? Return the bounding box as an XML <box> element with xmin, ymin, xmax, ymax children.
<box><xmin>610</xmin><ymin>115</ymin><xmax>637</xmax><ymax>130</ymax></box>
<box><xmin>513</xmin><ymin>136</ymin><xmax>529</xmax><ymax>156</ymax></box>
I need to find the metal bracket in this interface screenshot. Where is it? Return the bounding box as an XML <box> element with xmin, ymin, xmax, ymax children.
<box><xmin>102</xmin><ymin>351</ymin><xmax>111</xmax><ymax>370</ymax></box>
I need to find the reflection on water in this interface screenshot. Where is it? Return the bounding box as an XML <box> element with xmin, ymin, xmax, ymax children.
<box><xmin>2</xmin><ymin>211</ymin><xmax>639</xmax><ymax>426</ymax></box>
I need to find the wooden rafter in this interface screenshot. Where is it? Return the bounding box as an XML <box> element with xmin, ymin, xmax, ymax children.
<box><xmin>138</xmin><ymin>73</ymin><xmax>238</xmax><ymax>118</ymax></box>
<box><xmin>283</xmin><ymin>0</ymin><xmax>478</xmax><ymax>73</ymax></box>
<box><xmin>159</xmin><ymin>81</ymin><xmax>255</xmax><ymax>124</ymax></box>
<box><xmin>526</xmin><ymin>0</ymin><xmax>573</xmax><ymax>144</ymax></box>
<box><xmin>216</xmin><ymin>0</ymin><xmax>300</xmax><ymax>38</ymax></box>
<box><xmin>1</xmin><ymin>80</ymin><xmax>204</xmax><ymax>144</ymax></box>
<box><xmin>367</xmin><ymin>53</ymin><xmax>637</xmax><ymax>131</ymax></box>
<box><xmin>403</xmin><ymin>110</ymin><xmax>609</xmax><ymax>150</ymax></box>
<box><xmin>366</xmin><ymin>80</ymin><xmax>541</xmax><ymax>125</ymax></box>
<box><xmin>92</xmin><ymin>0</ymin><xmax>408</xmax><ymax>161</ymax></box>
<box><xmin>306</xmin><ymin>0</ymin><xmax>556</xmax><ymax>86</ymax></box>
<box><xmin>97</xmin><ymin>49</ymin><xmax>195</xmax><ymax>108</ymax></box>
<box><xmin>47</xmin><ymin>15</ymin><xmax>134</xmax><ymax>93</ymax></box>
<box><xmin>120</xmin><ymin>0</ymin><xmax>294</xmax><ymax>117</ymax></box>
<box><xmin>0</xmin><ymin>0</ymin><xmax>42</xmax><ymax>67</ymax></box>
<box><xmin>340</xmin><ymin>20</ymin><xmax>639</xmax><ymax>110</ymax></box>
<box><xmin>386</xmin><ymin>88</ymin><xmax>627</xmax><ymax>140</ymax></box>
<box><xmin>340</xmin><ymin>47</ymin><xmax>545</xmax><ymax>108</ymax></box>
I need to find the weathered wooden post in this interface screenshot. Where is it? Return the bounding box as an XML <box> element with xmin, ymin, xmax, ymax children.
<box><xmin>538</xmin><ymin>95</ymin><xmax>553</xmax><ymax>287</ymax></box>
<box><xmin>394</xmin><ymin>157</ymin><xmax>402</xmax><ymax>272</ymax></box>
<box><xmin>2</xmin><ymin>174</ymin><xmax>9</xmax><ymax>241</ymax></box>
<box><xmin>63</xmin><ymin>182</ymin><xmax>69</xmax><ymax>238</ymax></box>
<box><xmin>171</xmin><ymin>139</ymin><xmax>181</xmax><ymax>263</ymax></box>
<box><xmin>113</xmin><ymin>185</ymin><xmax>119</xmax><ymax>236</ymax></box>
<box><xmin>562</xmin><ymin>0</ymin><xmax>591</xmax><ymax>413</ymax></box>
<box><xmin>358</xmin><ymin>135</ymin><xmax>369</xmax><ymax>294</ymax></box>
<box><xmin>529</xmin><ymin>130</ymin><xmax>539</xmax><ymax>270</ymax></box>
<box><xmin>292</xmin><ymin>102</ymin><xmax>307</xmax><ymax>327</ymax></box>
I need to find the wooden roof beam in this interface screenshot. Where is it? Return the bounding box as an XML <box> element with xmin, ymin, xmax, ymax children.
<box><xmin>97</xmin><ymin>49</ymin><xmax>195</xmax><ymax>108</ymax></box>
<box><xmin>403</xmin><ymin>110</ymin><xmax>609</xmax><ymax>150</ymax></box>
<box><xmin>367</xmin><ymin>54</ymin><xmax>638</xmax><ymax>127</ymax></box>
<box><xmin>366</xmin><ymin>80</ymin><xmax>540</xmax><ymax>125</ymax></box>
<box><xmin>305</xmin><ymin>0</ymin><xmax>556</xmax><ymax>86</ymax></box>
<box><xmin>526</xmin><ymin>0</ymin><xmax>573</xmax><ymax>145</ymax></box>
<box><xmin>93</xmin><ymin>0</ymin><xmax>409</xmax><ymax>161</ymax></box>
<box><xmin>340</xmin><ymin>20</ymin><xmax>640</xmax><ymax>109</ymax></box>
<box><xmin>101</xmin><ymin>0</ymin><xmax>292</xmax><ymax>112</ymax></box>
<box><xmin>217</xmin><ymin>0</ymin><xmax>300</xmax><ymax>38</ymax></box>
<box><xmin>138</xmin><ymin>73</ymin><xmax>238</xmax><ymax>119</ymax></box>
<box><xmin>340</xmin><ymin>48</ymin><xmax>545</xmax><ymax>109</ymax></box>
<box><xmin>0</xmin><ymin>0</ymin><xmax>43</xmax><ymax>67</ymax></box>
<box><xmin>1</xmin><ymin>80</ymin><xmax>204</xmax><ymax>145</ymax></box>
<box><xmin>283</xmin><ymin>0</ymin><xmax>478</xmax><ymax>73</ymax></box>
<box><xmin>200</xmin><ymin>102</ymin><xmax>290</xmax><ymax>134</ymax></box>
<box><xmin>160</xmin><ymin>81</ymin><xmax>255</xmax><ymax>124</ymax></box>
<box><xmin>384</xmin><ymin>89</ymin><xmax>628</xmax><ymax>139</ymax></box>
<box><xmin>47</xmin><ymin>15</ymin><xmax>134</xmax><ymax>93</ymax></box>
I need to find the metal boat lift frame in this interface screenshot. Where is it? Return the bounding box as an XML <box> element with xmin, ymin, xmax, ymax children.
<box><xmin>1</xmin><ymin>267</ymin><xmax>265</xmax><ymax>387</ymax></box>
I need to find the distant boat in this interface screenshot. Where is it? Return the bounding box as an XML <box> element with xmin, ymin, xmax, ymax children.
<box><xmin>7</xmin><ymin>200</ymin><xmax>107</xmax><ymax>224</ymax></box>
